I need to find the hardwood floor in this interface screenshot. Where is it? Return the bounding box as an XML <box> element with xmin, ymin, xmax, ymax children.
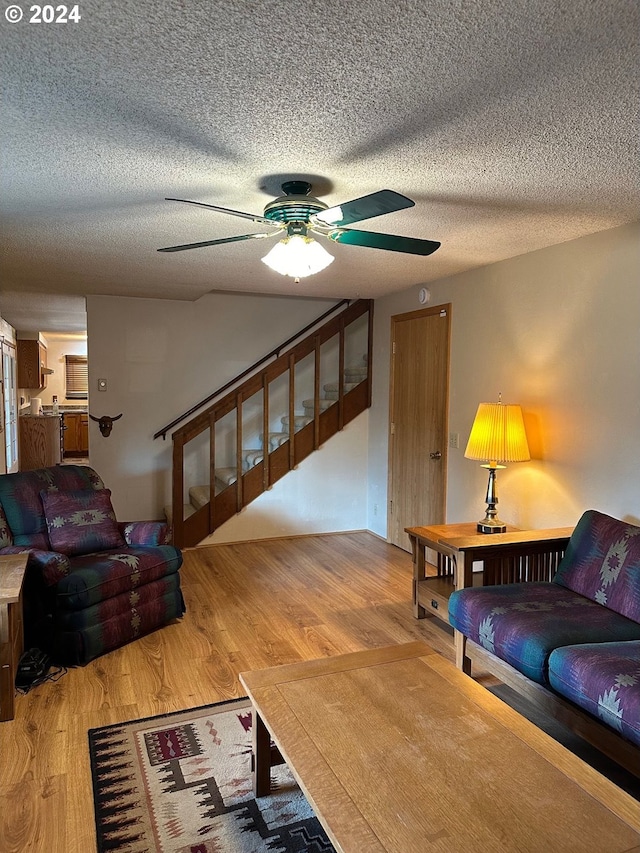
<box><xmin>0</xmin><ymin>532</ymin><xmax>454</xmax><ymax>853</ymax></box>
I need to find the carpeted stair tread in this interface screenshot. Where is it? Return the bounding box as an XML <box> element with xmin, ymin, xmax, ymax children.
<box><xmin>163</xmin><ymin>502</ymin><xmax>196</xmax><ymax>524</ymax></box>
<box><xmin>243</xmin><ymin>449</ymin><xmax>264</xmax><ymax>467</ymax></box>
<box><xmin>344</xmin><ymin>366</ymin><xmax>368</xmax><ymax>382</ymax></box>
<box><xmin>189</xmin><ymin>485</ymin><xmax>211</xmax><ymax>507</ymax></box>
<box><xmin>260</xmin><ymin>432</ymin><xmax>290</xmax><ymax>450</ymax></box>
<box><xmin>302</xmin><ymin>398</ymin><xmax>334</xmax><ymax>411</ymax></box>
<box><xmin>215</xmin><ymin>468</ymin><xmax>239</xmax><ymax>488</ymax></box>
<box><xmin>281</xmin><ymin>415</ymin><xmax>313</xmax><ymax>431</ymax></box>
<box><xmin>322</xmin><ymin>382</ymin><xmax>359</xmax><ymax>400</ymax></box>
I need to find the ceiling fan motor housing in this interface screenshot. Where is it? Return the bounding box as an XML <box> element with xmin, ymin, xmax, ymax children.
<box><xmin>263</xmin><ymin>181</ymin><xmax>328</xmax><ymax>224</ymax></box>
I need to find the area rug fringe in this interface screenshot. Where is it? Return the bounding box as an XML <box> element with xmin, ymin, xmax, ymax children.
<box><xmin>89</xmin><ymin>697</ymin><xmax>335</xmax><ymax>853</ymax></box>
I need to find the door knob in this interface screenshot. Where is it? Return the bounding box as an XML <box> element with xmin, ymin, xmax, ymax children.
<box><xmin>430</xmin><ymin>451</ymin><xmax>442</xmax><ymax>460</ymax></box>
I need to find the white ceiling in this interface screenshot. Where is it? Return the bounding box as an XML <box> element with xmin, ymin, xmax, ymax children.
<box><xmin>1</xmin><ymin>0</ymin><xmax>639</xmax><ymax>335</ymax></box>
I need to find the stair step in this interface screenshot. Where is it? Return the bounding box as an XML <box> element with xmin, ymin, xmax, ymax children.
<box><xmin>344</xmin><ymin>366</ymin><xmax>368</xmax><ymax>382</ymax></box>
<box><xmin>243</xmin><ymin>449</ymin><xmax>264</xmax><ymax>467</ymax></box>
<box><xmin>281</xmin><ymin>415</ymin><xmax>313</xmax><ymax>431</ymax></box>
<box><xmin>189</xmin><ymin>485</ymin><xmax>211</xmax><ymax>507</ymax></box>
<box><xmin>260</xmin><ymin>432</ymin><xmax>289</xmax><ymax>451</ymax></box>
<box><xmin>323</xmin><ymin>382</ymin><xmax>359</xmax><ymax>400</ymax></box>
<box><xmin>164</xmin><ymin>502</ymin><xmax>197</xmax><ymax>524</ymax></box>
<box><xmin>302</xmin><ymin>398</ymin><xmax>334</xmax><ymax>412</ymax></box>
<box><xmin>214</xmin><ymin>468</ymin><xmax>238</xmax><ymax>489</ymax></box>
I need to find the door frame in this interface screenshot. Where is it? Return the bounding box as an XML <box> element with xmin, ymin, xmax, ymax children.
<box><xmin>387</xmin><ymin>304</ymin><xmax>451</xmax><ymax>546</ymax></box>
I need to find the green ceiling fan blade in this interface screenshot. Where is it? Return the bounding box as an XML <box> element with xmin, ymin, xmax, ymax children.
<box><xmin>313</xmin><ymin>190</ymin><xmax>415</xmax><ymax>227</ymax></box>
<box><xmin>328</xmin><ymin>228</ymin><xmax>441</xmax><ymax>255</ymax></box>
<box><xmin>158</xmin><ymin>232</ymin><xmax>275</xmax><ymax>252</ymax></box>
<box><xmin>165</xmin><ymin>197</ymin><xmax>277</xmax><ymax>226</ymax></box>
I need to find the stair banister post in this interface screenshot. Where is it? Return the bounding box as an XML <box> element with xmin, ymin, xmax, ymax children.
<box><xmin>288</xmin><ymin>354</ymin><xmax>295</xmax><ymax>470</ymax></box>
<box><xmin>262</xmin><ymin>374</ymin><xmax>270</xmax><ymax>490</ymax></box>
<box><xmin>209</xmin><ymin>410</ymin><xmax>217</xmax><ymax>531</ymax></box>
<box><xmin>338</xmin><ymin>317</ymin><xmax>345</xmax><ymax>431</ymax></box>
<box><xmin>235</xmin><ymin>391</ymin><xmax>244</xmax><ymax>513</ymax></box>
<box><xmin>313</xmin><ymin>334</ymin><xmax>321</xmax><ymax>450</ymax></box>
<box><xmin>172</xmin><ymin>433</ymin><xmax>185</xmax><ymax>548</ymax></box>
<box><xmin>367</xmin><ymin>300</ymin><xmax>374</xmax><ymax>408</ymax></box>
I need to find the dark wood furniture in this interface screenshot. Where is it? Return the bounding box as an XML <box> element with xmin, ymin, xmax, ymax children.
<box><xmin>0</xmin><ymin>553</ymin><xmax>28</xmax><ymax>721</ymax></box>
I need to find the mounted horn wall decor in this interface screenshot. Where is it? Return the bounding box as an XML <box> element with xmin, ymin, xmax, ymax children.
<box><xmin>89</xmin><ymin>413</ymin><xmax>123</xmax><ymax>437</ymax></box>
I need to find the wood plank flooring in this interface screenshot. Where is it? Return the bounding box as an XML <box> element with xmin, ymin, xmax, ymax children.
<box><xmin>0</xmin><ymin>532</ymin><xmax>454</xmax><ymax>853</ymax></box>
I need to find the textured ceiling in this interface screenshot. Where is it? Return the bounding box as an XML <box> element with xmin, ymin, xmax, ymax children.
<box><xmin>1</xmin><ymin>0</ymin><xmax>639</xmax><ymax>334</ymax></box>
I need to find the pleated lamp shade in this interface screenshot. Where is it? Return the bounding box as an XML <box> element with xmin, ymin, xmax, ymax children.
<box><xmin>464</xmin><ymin>402</ymin><xmax>530</xmax><ymax>466</ymax></box>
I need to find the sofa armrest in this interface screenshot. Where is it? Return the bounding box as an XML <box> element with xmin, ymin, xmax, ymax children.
<box><xmin>118</xmin><ymin>521</ymin><xmax>171</xmax><ymax>546</ymax></box>
<box><xmin>0</xmin><ymin>546</ymin><xmax>70</xmax><ymax>586</ymax></box>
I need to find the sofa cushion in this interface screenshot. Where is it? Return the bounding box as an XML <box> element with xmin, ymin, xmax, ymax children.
<box><xmin>548</xmin><ymin>641</ymin><xmax>640</xmax><ymax>747</ymax></box>
<box><xmin>448</xmin><ymin>582</ymin><xmax>640</xmax><ymax>684</ymax></box>
<box><xmin>553</xmin><ymin>509</ymin><xmax>640</xmax><ymax>622</ymax></box>
<box><xmin>41</xmin><ymin>489</ymin><xmax>125</xmax><ymax>556</ymax></box>
<box><xmin>55</xmin><ymin>544</ymin><xmax>183</xmax><ymax>610</ymax></box>
<box><xmin>0</xmin><ymin>465</ymin><xmax>104</xmax><ymax>550</ymax></box>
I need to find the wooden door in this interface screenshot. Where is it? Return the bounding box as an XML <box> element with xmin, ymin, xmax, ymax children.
<box><xmin>388</xmin><ymin>305</ymin><xmax>450</xmax><ymax>550</ymax></box>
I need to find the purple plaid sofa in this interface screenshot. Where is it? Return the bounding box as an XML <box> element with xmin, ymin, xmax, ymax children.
<box><xmin>0</xmin><ymin>465</ymin><xmax>185</xmax><ymax>665</ymax></box>
<box><xmin>449</xmin><ymin>510</ymin><xmax>640</xmax><ymax>754</ymax></box>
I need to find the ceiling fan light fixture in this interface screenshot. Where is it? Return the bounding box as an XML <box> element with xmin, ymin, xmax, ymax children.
<box><xmin>261</xmin><ymin>234</ymin><xmax>334</xmax><ymax>279</ymax></box>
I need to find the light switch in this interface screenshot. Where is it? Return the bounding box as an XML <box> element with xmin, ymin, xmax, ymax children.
<box><xmin>98</xmin><ymin>378</ymin><xmax>107</xmax><ymax>392</ymax></box>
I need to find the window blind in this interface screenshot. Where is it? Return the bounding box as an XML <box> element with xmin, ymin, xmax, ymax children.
<box><xmin>65</xmin><ymin>355</ymin><xmax>88</xmax><ymax>399</ymax></box>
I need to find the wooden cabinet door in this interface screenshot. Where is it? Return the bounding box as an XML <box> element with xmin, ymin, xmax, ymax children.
<box><xmin>63</xmin><ymin>413</ymin><xmax>89</xmax><ymax>455</ymax></box>
<box><xmin>17</xmin><ymin>341</ymin><xmax>47</xmax><ymax>390</ymax></box>
<box><xmin>63</xmin><ymin>413</ymin><xmax>79</xmax><ymax>454</ymax></box>
<box><xmin>79</xmin><ymin>414</ymin><xmax>89</xmax><ymax>453</ymax></box>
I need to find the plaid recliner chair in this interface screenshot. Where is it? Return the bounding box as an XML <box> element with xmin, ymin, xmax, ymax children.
<box><xmin>0</xmin><ymin>465</ymin><xmax>185</xmax><ymax>665</ymax></box>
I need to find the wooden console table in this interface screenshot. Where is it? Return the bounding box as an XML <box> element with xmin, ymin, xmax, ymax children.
<box><xmin>405</xmin><ymin>522</ymin><xmax>574</xmax><ymax>622</ymax></box>
<box><xmin>0</xmin><ymin>553</ymin><xmax>28</xmax><ymax>721</ymax></box>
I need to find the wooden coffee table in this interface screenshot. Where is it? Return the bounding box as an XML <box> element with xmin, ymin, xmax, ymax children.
<box><xmin>240</xmin><ymin>642</ymin><xmax>640</xmax><ymax>853</ymax></box>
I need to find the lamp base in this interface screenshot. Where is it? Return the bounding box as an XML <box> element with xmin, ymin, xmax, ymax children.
<box><xmin>477</xmin><ymin>518</ymin><xmax>507</xmax><ymax>534</ymax></box>
<box><xmin>476</xmin><ymin>465</ymin><xmax>507</xmax><ymax>533</ymax></box>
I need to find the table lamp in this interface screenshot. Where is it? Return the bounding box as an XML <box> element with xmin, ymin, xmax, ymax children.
<box><xmin>464</xmin><ymin>397</ymin><xmax>530</xmax><ymax>533</ymax></box>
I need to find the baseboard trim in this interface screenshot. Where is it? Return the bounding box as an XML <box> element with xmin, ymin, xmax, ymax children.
<box><xmin>186</xmin><ymin>528</ymin><xmax>385</xmax><ymax>550</ymax></box>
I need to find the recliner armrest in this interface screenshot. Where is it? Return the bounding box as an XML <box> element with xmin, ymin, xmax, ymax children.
<box><xmin>118</xmin><ymin>521</ymin><xmax>171</xmax><ymax>546</ymax></box>
<box><xmin>0</xmin><ymin>546</ymin><xmax>70</xmax><ymax>585</ymax></box>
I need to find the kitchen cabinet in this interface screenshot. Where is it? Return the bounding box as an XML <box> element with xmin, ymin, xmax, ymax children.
<box><xmin>63</xmin><ymin>412</ymin><xmax>89</xmax><ymax>456</ymax></box>
<box><xmin>19</xmin><ymin>416</ymin><xmax>61</xmax><ymax>470</ymax></box>
<box><xmin>17</xmin><ymin>340</ymin><xmax>48</xmax><ymax>389</ymax></box>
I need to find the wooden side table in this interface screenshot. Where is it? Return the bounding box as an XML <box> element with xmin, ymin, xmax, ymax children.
<box><xmin>405</xmin><ymin>523</ymin><xmax>574</xmax><ymax>622</ymax></box>
<box><xmin>0</xmin><ymin>553</ymin><xmax>28</xmax><ymax>721</ymax></box>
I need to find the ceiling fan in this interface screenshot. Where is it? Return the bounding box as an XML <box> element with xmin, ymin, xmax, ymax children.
<box><xmin>158</xmin><ymin>181</ymin><xmax>440</xmax><ymax>277</ymax></box>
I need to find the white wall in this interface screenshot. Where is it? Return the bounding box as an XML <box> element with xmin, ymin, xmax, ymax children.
<box><xmin>368</xmin><ymin>222</ymin><xmax>640</xmax><ymax>535</ymax></box>
<box><xmin>87</xmin><ymin>292</ymin><xmax>369</xmax><ymax>532</ymax></box>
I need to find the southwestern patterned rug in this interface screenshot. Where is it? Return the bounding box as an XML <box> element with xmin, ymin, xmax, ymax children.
<box><xmin>88</xmin><ymin>697</ymin><xmax>335</xmax><ymax>853</ymax></box>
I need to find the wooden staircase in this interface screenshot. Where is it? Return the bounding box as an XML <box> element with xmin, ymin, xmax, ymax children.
<box><xmin>167</xmin><ymin>300</ymin><xmax>373</xmax><ymax>548</ymax></box>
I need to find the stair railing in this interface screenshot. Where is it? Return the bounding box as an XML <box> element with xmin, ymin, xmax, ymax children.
<box><xmin>169</xmin><ymin>299</ymin><xmax>373</xmax><ymax>547</ymax></box>
<box><xmin>153</xmin><ymin>298</ymin><xmax>350</xmax><ymax>441</ymax></box>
